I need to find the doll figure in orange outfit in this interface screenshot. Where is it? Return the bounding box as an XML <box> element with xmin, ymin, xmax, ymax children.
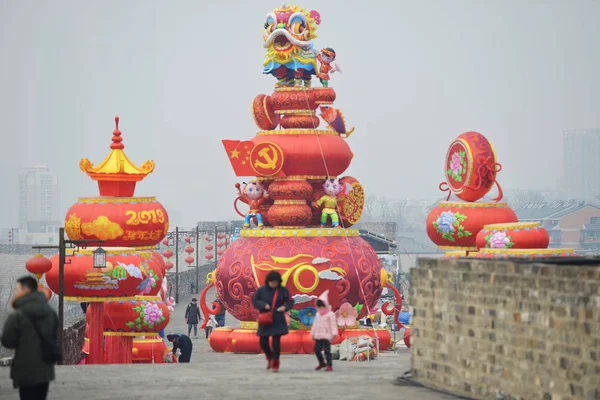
<box><xmin>316</xmin><ymin>48</ymin><xmax>341</xmax><ymax>87</ymax></box>
<box><xmin>236</xmin><ymin>181</ymin><xmax>269</xmax><ymax>229</ymax></box>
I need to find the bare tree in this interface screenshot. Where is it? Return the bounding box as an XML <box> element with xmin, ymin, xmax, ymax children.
<box><xmin>377</xmin><ymin>197</ymin><xmax>390</xmax><ymax>221</ymax></box>
<box><xmin>507</xmin><ymin>190</ymin><xmax>547</xmax><ymax>210</ymax></box>
<box><xmin>363</xmin><ymin>194</ymin><xmax>378</xmax><ymax>222</ymax></box>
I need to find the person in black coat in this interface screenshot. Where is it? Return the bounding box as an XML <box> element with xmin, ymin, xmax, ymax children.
<box><xmin>184</xmin><ymin>298</ymin><xmax>201</xmax><ymax>338</ymax></box>
<box><xmin>252</xmin><ymin>271</ymin><xmax>294</xmax><ymax>373</ymax></box>
<box><xmin>166</xmin><ymin>334</ymin><xmax>193</xmax><ymax>363</ymax></box>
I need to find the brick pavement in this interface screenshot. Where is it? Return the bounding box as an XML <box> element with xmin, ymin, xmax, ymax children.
<box><xmin>0</xmin><ymin>291</ymin><xmax>457</xmax><ymax>400</ymax></box>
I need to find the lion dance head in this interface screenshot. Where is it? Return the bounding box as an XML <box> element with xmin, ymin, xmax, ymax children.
<box><xmin>263</xmin><ymin>4</ymin><xmax>321</xmax><ymax>87</ymax></box>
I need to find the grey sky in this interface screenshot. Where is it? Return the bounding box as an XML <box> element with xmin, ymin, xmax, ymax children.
<box><xmin>1</xmin><ymin>0</ymin><xmax>599</xmax><ymax>227</ymax></box>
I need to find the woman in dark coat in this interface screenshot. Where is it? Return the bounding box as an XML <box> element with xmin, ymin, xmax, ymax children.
<box><xmin>252</xmin><ymin>271</ymin><xmax>294</xmax><ymax>373</ymax></box>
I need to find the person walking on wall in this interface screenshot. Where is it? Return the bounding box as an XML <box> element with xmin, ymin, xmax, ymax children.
<box><xmin>205</xmin><ymin>314</ymin><xmax>217</xmax><ymax>339</ymax></box>
<box><xmin>1</xmin><ymin>276</ymin><xmax>59</xmax><ymax>400</ymax></box>
<box><xmin>253</xmin><ymin>271</ymin><xmax>294</xmax><ymax>373</ymax></box>
<box><xmin>214</xmin><ymin>297</ymin><xmax>226</xmax><ymax>328</ymax></box>
<box><xmin>311</xmin><ymin>290</ymin><xmax>338</xmax><ymax>371</ymax></box>
<box><xmin>166</xmin><ymin>334</ymin><xmax>193</xmax><ymax>363</ymax></box>
<box><xmin>185</xmin><ymin>298</ymin><xmax>201</xmax><ymax>338</ymax></box>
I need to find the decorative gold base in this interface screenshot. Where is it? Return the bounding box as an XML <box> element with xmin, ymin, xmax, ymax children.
<box><xmin>438</xmin><ymin>245</ymin><xmax>478</xmax><ymax>251</ymax></box>
<box><xmin>240</xmin><ymin>228</ymin><xmax>360</xmax><ymax>238</ymax></box>
<box><xmin>257</xmin><ymin>129</ymin><xmax>338</xmax><ymax>136</ymax></box>
<box><xmin>437</xmin><ymin>201</ymin><xmax>509</xmax><ymax>209</ymax></box>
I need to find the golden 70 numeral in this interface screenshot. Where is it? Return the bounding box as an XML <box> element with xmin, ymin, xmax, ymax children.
<box><xmin>125</xmin><ymin>209</ymin><xmax>165</xmax><ymax>225</ymax></box>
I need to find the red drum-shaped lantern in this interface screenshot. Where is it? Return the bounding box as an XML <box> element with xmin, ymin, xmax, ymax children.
<box><xmin>475</xmin><ymin>248</ymin><xmax>575</xmax><ymax>258</ymax></box>
<box><xmin>229</xmin><ymin>330</ymin><xmax>261</xmax><ymax>354</ymax></box>
<box><xmin>26</xmin><ymin>254</ymin><xmax>53</xmax><ymax>280</ymax></box>
<box><xmin>104</xmin><ymin>299</ymin><xmax>170</xmax><ymax>335</ymax></box>
<box><xmin>208</xmin><ymin>328</ymin><xmax>234</xmax><ymax>352</ymax></box>
<box><xmin>426</xmin><ymin>202</ymin><xmax>518</xmax><ymax>250</ymax></box>
<box><xmin>280</xmin><ymin>330</ymin><xmax>304</xmax><ymax>354</ymax></box>
<box><xmin>132</xmin><ymin>337</ymin><xmax>168</xmax><ymax>363</ymax></box>
<box><xmin>64</xmin><ymin>197</ymin><xmax>169</xmax><ymax>247</ymax></box>
<box><xmin>250</xmin><ymin>131</ymin><xmax>352</xmax><ymax>177</ymax></box>
<box><xmin>280</xmin><ymin>115</ymin><xmax>320</xmax><ymax>129</ymax></box>
<box><xmin>312</xmin><ymin>87</ymin><xmax>336</xmax><ymax>105</ymax></box>
<box><xmin>215</xmin><ymin>231</ymin><xmax>382</xmax><ymax>322</ymax></box>
<box><xmin>46</xmin><ymin>248</ymin><xmax>164</xmax><ymax>300</ymax></box>
<box><xmin>252</xmin><ymin>94</ymin><xmax>280</xmax><ymax>131</ymax></box>
<box><xmin>441</xmin><ymin>131</ymin><xmax>502</xmax><ymax>202</ymax></box>
<box><xmin>271</xmin><ymin>87</ymin><xmax>316</xmax><ymax>111</ymax></box>
<box><xmin>475</xmin><ymin>222</ymin><xmax>550</xmax><ymax>250</ymax></box>
<box><xmin>162</xmin><ymin>249</ymin><xmax>173</xmax><ymax>259</ymax></box>
<box><xmin>268</xmin><ymin>180</ymin><xmax>313</xmax><ymax>200</ymax></box>
<box><xmin>340</xmin><ymin>328</ymin><xmax>391</xmax><ymax>351</ymax></box>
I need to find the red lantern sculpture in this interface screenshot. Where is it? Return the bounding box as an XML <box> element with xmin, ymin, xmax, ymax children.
<box><xmin>25</xmin><ymin>253</ymin><xmax>53</xmax><ymax>280</ymax></box>
<box><xmin>205</xmin><ymin>253</ymin><xmax>214</xmax><ymax>261</ymax></box>
<box><xmin>205</xmin><ymin>244</ymin><xmax>214</xmax><ymax>251</ymax></box>
<box><xmin>475</xmin><ymin>222</ymin><xmax>550</xmax><ymax>250</ymax></box>
<box><xmin>104</xmin><ymin>299</ymin><xmax>171</xmax><ymax>335</ymax></box>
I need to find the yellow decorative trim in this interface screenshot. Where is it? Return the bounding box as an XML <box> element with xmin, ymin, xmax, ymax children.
<box><xmin>480</xmin><ymin>248</ymin><xmax>575</xmax><ymax>255</ymax></box>
<box><xmin>274</xmin><ymin>110</ymin><xmax>316</xmax><ymax>115</ymax></box>
<box><xmin>437</xmin><ymin>202</ymin><xmax>509</xmax><ymax>208</ymax></box>
<box><xmin>240</xmin><ymin>228</ymin><xmax>359</xmax><ymax>238</ymax></box>
<box><xmin>77</xmin><ymin>196</ymin><xmax>157</xmax><ymax>204</ymax></box>
<box><xmin>132</xmin><ymin>338</ymin><xmax>163</xmax><ymax>343</ymax></box>
<box><xmin>256</xmin><ymin>175</ymin><xmax>333</xmax><ymax>182</ymax></box>
<box><xmin>104</xmin><ymin>332</ymin><xmax>158</xmax><ymax>337</ymax></box>
<box><xmin>66</xmin><ymin>246</ymin><xmax>156</xmax><ymax>256</ymax></box>
<box><xmin>482</xmin><ymin>222</ymin><xmax>540</xmax><ymax>230</ymax></box>
<box><xmin>274</xmin><ymin>86</ymin><xmax>311</xmax><ymax>92</ymax></box>
<box><xmin>240</xmin><ymin>321</ymin><xmax>258</xmax><ymax>329</ymax></box>
<box><xmin>273</xmin><ymin>200</ymin><xmax>308</xmax><ymax>205</ymax></box>
<box><xmin>257</xmin><ymin>129</ymin><xmax>338</xmax><ymax>136</ymax></box>
<box><xmin>64</xmin><ymin>296</ymin><xmax>139</xmax><ymax>301</ymax></box>
<box><xmin>444</xmin><ymin>251</ymin><xmax>467</xmax><ymax>257</ymax></box>
<box><xmin>134</xmin><ymin>296</ymin><xmax>161</xmax><ymax>301</ymax></box>
<box><xmin>438</xmin><ymin>245</ymin><xmax>478</xmax><ymax>251</ymax></box>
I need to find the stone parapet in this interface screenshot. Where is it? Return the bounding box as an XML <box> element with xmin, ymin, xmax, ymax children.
<box><xmin>411</xmin><ymin>257</ymin><xmax>600</xmax><ymax>400</ymax></box>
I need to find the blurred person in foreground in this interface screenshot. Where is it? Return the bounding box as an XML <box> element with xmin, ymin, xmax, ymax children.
<box><xmin>1</xmin><ymin>276</ymin><xmax>59</xmax><ymax>400</ymax></box>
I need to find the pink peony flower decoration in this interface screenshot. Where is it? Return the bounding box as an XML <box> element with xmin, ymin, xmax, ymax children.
<box><xmin>143</xmin><ymin>302</ymin><xmax>163</xmax><ymax>325</ymax></box>
<box><xmin>336</xmin><ymin>302</ymin><xmax>358</xmax><ymax>327</ymax></box>
<box><xmin>451</xmin><ymin>152</ymin><xmax>462</xmax><ymax>175</ymax></box>
<box><xmin>490</xmin><ymin>231</ymin><xmax>510</xmax><ymax>248</ymax></box>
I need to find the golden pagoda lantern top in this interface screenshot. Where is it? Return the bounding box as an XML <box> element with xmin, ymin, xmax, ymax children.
<box><xmin>79</xmin><ymin>116</ymin><xmax>155</xmax><ymax>197</ymax></box>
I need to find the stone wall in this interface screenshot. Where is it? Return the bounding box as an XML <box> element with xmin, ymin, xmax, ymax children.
<box><xmin>166</xmin><ymin>266</ymin><xmax>213</xmax><ymax>303</ymax></box>
<box><xmin>410</xmin><ymin>257</ymin><xmax>600</xmax><ymax>400</ymax></box>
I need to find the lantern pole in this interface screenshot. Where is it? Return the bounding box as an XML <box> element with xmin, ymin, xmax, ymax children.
<box><xmin>214</xmin><ymin>226</ymin><xmax>218</xmax><ymax>264</ymax></box>
<box><xmin>195</xmin><ymin>225</ymin><xmax>200</xmax><ymax>294</ymax></box>
<box><xmin>175</xmin><ymin>226</ymin><xmax>179</xmax><ymax>304</ymax></box>
<box><xmin>57</xmin><ymin>227</ymin><xmax>66</xmax><ymax>364</ymax></box>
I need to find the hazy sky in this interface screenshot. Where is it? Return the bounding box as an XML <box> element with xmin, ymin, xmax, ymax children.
<box><xmin>1</xmin><ymin>0</ymin><xmax>599</xmax><ymax>227</ymax></box>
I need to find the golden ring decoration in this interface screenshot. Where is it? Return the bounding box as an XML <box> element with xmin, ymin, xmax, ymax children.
<box><xmin>438</xmin><ymin>245</ymin><xmax>478</xmax><ymax>251</ymax></box>
<box><xmin>479</xmin><ymin>248</ymin><xmax>575</xmax><ymax>255</ymax></box>
<box><xmin>240</xmin><ymin>228</ymin><xmax>360</xmax><ymax>238</ymax></box>
<box><xmin>437</xmin><ymin>202</ymin><xmax>509</xmax><ymax>209</ymax></box>
<box><xmin>482</xmin><ymin>222</ymin><xmax>541</xmax><ymax>230</ymax></box>
<box><xmin>274</xmin><ymin>110</ymin><xmax>316</xmax><ymax>115</ymax></box>
<box><xmin>104</xmin><ymin>332</ymin><xmax>160</xmax><ymax>337</ymax></box>
<box><xmin>256</xmin><ymin>129</ymin><xmax>339</xmax><ymax>136</ymax></box>
<box><xmin>77</xmin><ymin>197</ymin><xmax>158</xmax><ymax>204</ymax></box>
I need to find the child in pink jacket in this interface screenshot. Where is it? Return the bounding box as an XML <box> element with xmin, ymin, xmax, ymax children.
<box><xmin>311</xmin><ymin>290</ymin><xmax>339</xmax><ymax>371</ymax></box>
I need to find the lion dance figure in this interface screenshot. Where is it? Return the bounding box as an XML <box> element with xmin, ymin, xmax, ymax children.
<box><xmin>263</xmin><ymin>4</ymin><xmax>320</xmax><ymax>87</ymax></box>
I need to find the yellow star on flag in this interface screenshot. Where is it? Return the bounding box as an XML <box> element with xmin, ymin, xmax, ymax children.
<box><xmin>230</xmin><ymin>149</ymin><xmax>240</xmax><ymax>159</ymax></box>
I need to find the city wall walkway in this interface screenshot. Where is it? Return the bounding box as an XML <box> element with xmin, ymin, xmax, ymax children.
<box><xmin>0</xmin><ymin>292</ymin><xmax>456</xmax><ymax>399</ymax></box>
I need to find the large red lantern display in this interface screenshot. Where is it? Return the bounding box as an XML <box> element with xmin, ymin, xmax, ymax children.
<box><xmin>64</xmin><ymin>197</ymin><xmax>168</xmax><ymax>247</ymax></box>
<box><xmin>475</xmin><ymin>222</ymin><xmax>550</xmax><ymax>250</ymax></box>
<box><xmin>104</xmin><ymin>299</ymin><xmax>171</xmax><ymax>334</ymax></box>
<box><xmin>202</xmin><ymin>5</ymin><xmax>405</xmax><ymax>354</ymax></box>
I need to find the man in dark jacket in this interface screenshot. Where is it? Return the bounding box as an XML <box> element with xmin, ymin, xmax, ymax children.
<box><xmin>1</xmin><ymin>276</ymin><xmax>58</xmax><ymax>400</ymax></box>
<box><xmin>184</xmin><ymin>298</ymin><xmax>201</xmax><ymax>338</ymax></box>
<box><xmin>166</xmin><ymin>334</ymin><xmax>193</xmax><ymax>363</ymax></box>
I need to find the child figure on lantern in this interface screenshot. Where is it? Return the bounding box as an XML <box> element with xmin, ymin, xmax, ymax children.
<box><xmin>312</xmin><ymin>178</ymin><xmax>345</xmax><ymax>228</ymax></box>
<box><xmin>316</xmin><ymin>48</ymin><xmax>340</xmax><ymax>87</ymax></box>
<box><xmin>236</xmin><ymin>181</ymin><xmax>269</xmax><ymax>229</ymax></box>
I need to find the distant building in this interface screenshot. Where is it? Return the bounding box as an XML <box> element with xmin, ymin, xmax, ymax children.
<box><xmin>563</xmin><ymin>129</ymin><xmax>600</xmax><ymax>201</ymax></box>
<box><xmin>515</xmin><ymin>200</ymin><xmax>600</xmax><ymax>253</ymax></box>
<box><xmin>18</xmin><ymin>165</ymin><xmax>59</xmax><ymax>231</ymax></box>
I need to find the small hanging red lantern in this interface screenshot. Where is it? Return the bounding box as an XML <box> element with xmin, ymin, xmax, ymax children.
<box><xmin>217</xmin><ymin>233</ymin><xmax>225</xmax><ymax>240</ymax></box>
<box><xmin>205</xmin><ymin>253</ymin><xmax>214</xmax><ymax>261</ymax></box>
<box><xmin>185</xmin><ymin>245</ymin><xmax>194</xmax><ymax>255</ymax></box>
<box><xmin>204</xmin><ymin>235</ymin><xmax>211</xmax><ymax>242</ymax></box>
<box><xmin>162</xmin><ymin>249</ymin><xmax>174</xmax><ymax>259</ymax></box>
<box><xmin>185</xmin><ymin>236</ymin><xmax>191</xmax><ymax>244</ymax></box>
<box><xmin>38</xmin><ymin>284</ymin><xmax>53</xmax><ymax>300</ymax></box>
<box><xmin>165</xmin><ymin>261</ymin><xmax>174</xmax><ymax>271</ymax></box>
<box><xmin>25</xmin><ymin>254</ymin><xmax>53</xmax><ymax>280</ymax></box>
<box><xmin>162</xmin><ymin>238</ymin><xmax>169</xmax><ymax>246</ymax></box>
<box><xmin>205</xmin><ymin>244</ymin><xmax>214</xmax><ymax>251</ymax></box>
<box><xmin>185</xmin><ymin>256</ymin><xmax>194</xmax><ymax>265</ymax></box>
<box><xmin>217</xmin><ymin>250</ymin><xmax>224</xmax><ymax>256</ymax></box>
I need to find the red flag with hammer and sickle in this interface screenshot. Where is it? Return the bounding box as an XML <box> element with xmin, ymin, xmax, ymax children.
<box><xmin>222</xmin><ymin>140</ymin><xmax>256</xmax><ymax>176</ymax></box>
